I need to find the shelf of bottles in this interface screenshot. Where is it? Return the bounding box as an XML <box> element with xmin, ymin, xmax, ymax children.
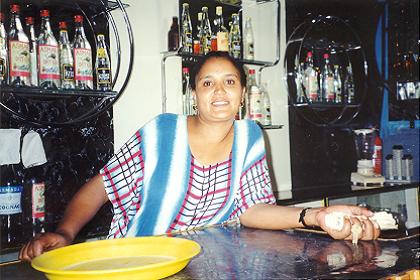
<box><xmin>388</xmin><ymin>0</ymin><xmax>419</xmax><ymax>121</ymax></box>
<box><xmin>0</xmin><ymin>0</ymin><xmax>133</xmax><ymax>126</ymax></box>
<box><xmin>162</xmin><ymin>0</ymin><xmax>281</xmax><ymax>128</ymax></box>
<box><xmin>283</xmin><ymin>15</ymin><xmax>368</xmax><ymax>126</ymax></box>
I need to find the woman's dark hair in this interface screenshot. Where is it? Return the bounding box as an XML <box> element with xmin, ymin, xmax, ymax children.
<box><xmin>190</xmin><ymin>51</ymin><xmax>247</xmax><ymax>90</ymax></box>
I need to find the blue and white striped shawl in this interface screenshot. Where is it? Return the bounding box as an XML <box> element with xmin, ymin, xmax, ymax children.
<box><xmin>126</xmin><ymin>113</ymin><xmax>267</xmax><ymax>236</ymax></box>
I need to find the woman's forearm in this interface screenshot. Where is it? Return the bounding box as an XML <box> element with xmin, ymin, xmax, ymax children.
<box><xmin>55</xmin><ymin>174</ymin><xmax>109</xmax><ymax>241</ymax></box>
<box><xmin>239</xmin><ymin>203</ymin><xmax>323</xmax><ymax>230</ymax></box>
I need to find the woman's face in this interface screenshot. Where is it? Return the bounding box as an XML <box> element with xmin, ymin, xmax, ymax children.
<box><xmin>193</xmin><ymin>57</ymin><xmax>245</xmax><ymax>123</ymax></box>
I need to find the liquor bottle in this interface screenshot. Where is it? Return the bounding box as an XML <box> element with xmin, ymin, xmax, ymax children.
<box><xmin>247</xmin><ymin>69</ymin><xmax>262</xmax><ymax>122</ymax></box>
<box><xmin>180</xmin><ymin>3</ymin><xmax>193</xmax><ymax>54</ymax></box>
<box><xmin>8</xmin><ymin>4</ymin><xmax>30</xmax><ymax>86</ymax></box>
<box><xmin>0</xmin><ymin>12</ymin><xmax>8</xmax><ymax>85</ymax></box>
<box><xmin>194</xmin><ymin>12</ymin><xmax>203</xmax><ymax>55</ymax></box>
<box><xmin>58</xmin><ymin>21</ymin><xmax>75</xmax><ymax>89</ymax></box>
<box><xmin>214</xmin><ymin>6</ymin><xmax>229</xmax><ymax>52</ymax></box>
<box><xmin>23</xmin><ymin>165</ymin><xmax>45</xmax><ymax>237</ymax></box>
<box><xmin>372</xmin><ymin>134</ymin><xmax>382</xmax><ymax>175</ymax></box>
<box><xmin>295</xmin><ymin>62</ymin><xmax>305</xmax><ymax>103</ymax></box>
<box><xmin>0</xmin><ymin>165</ymin><xmax>24</xmax><ymax>247</ymax></box>
<box><xmin>243</xmin><ymin>17</ymin><xmax>254</xmax><ymax>60</ymax></box>
<box><xmin>95</xmin><ymin>34</ymin><xmax>112</xmax><ymax>91</ymax></box>
<box><xmin>304</xmin><ymin>51</ymin><xmax>319</xmax><ymax>103</ymax></box>
<box><xmin>25</xmin><ymin>17</ymin><xmax>38</xmax><ymax>87</ymax></box>
<box><xmin>72</xmin><ymin>15</ymin><xmax>93</xmax><ymax>90</ymax></box>
<box><xmin>229</xmin><ymin>13</ymin><xmax>241</xmax><ymax>59</ymax></box>
<box><xmin>404</xmin><ymin>51</ymin><xmax>416</xmax><ymax>99</ymax></box>
<box><xmin>333</xmin><ymin>65</ymin><xmax>342</xmax><ymax>103</ymax></box>
<box><xmin>38</xmin><ymin>10</ymin><xmax>60</xmax><ymax>89</ymax></box>
<box><xmin>182</xmin><ymin>67</ymin><xmax>193</xmax><ymax>115</ymax></box>
<box><xmin>201</xmin><ymin>7</ymin><xmax>212</xmax><ymax>55</ymax></box>
<box><xmin>344</xmin><ymin>64</ymin><xmax>355</xmax><ymax>104</ymax></box>
<box><xmin>167</xmin><ymin>16</ymin><xmax>179</xmax><ymax>51</ymax></box>
<box><xmin>320</xmin><ymin>53</ymin><xmax>334</xmax><ymax>103</ymax></box>
<box><xmin>261</xmin><ymin>82</ymin><xmax>271</xmax><ymax>126</ymax></box>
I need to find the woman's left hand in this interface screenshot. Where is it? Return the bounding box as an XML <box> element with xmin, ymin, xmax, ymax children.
<box><xmin>315</xmin><ymin>205</ymin><xmax>381</xmax><ymax>241</ymax></box>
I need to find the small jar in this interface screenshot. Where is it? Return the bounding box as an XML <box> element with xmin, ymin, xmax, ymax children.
<box><xmin>402</xmin><ymin>154</ymin><xmax>413</xmax><ymax>181</ymax></box>
<box><xmin>392</xmin><ymin>145</ymin><xmax>403</xmax><ymax>180</ymax></box>
<box><xmin>385</xmin><ymin>154</ymin><xmax>394</xmax><ymax>180</ymax></box>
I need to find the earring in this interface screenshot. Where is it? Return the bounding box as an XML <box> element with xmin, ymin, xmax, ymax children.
<box><xmin>192</xmin><ymin>98</ymin><xmax>198</xmax><ymax>113</ymax></box>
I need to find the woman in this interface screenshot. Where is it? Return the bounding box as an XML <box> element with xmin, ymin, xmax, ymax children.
<box><xmin>19</xmin><ymin>51</ymin><xmax>380</xmax><ymax>261</ymax></box>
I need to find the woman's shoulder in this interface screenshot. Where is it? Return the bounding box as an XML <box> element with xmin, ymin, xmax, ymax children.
<box><xmin>141</xmin><ymin>113</ymin><xmax>184</xmax><ymax>130</ymax></box>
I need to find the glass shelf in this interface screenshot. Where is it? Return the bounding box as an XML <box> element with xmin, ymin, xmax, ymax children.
<box><xmin>0</xmin><ymin>85</ymin><xmax>117</xmax><ymax>99</ymax></box>
<box><xmin>162</xmin><ymin>51</ymin><xmax>277</xmax><ymax>67</ymax></box>
<box><xmin>259</xmin><ymin>124</ymin><xmax>283</xmax><ymax>129</ymax></box>
<box><xmin>294</xmin><ymin>102</ymin><xmax>360</xmax><ymax>109</ymax></box>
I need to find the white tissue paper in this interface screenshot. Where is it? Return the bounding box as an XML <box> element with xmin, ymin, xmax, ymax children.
<box><xmin>21</xmin><ymin>130</ymin><xmax>47</xmax><ymax>168</ymax></box>
<box><xmin>0</xmin><ymin>129</ymin><xmax>22</xmax><ymax>165</ymax></box>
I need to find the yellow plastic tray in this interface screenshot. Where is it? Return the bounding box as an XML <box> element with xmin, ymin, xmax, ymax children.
<box><xmin>31</xmin><ymin>236</ymin><xmax>201</xmax><ymax>280</ymax></box>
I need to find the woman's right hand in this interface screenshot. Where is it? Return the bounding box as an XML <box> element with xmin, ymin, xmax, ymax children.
<box><xmin>19</xmin><ymin>232</ymin><xmax>72</xmax><ymax>262</ymax></box>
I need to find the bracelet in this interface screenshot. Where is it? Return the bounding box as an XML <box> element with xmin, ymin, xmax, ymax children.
<box><xmin>299</xmin><ymin>207</ymin><xmax>311</xmax><ymax>227</ymax></box>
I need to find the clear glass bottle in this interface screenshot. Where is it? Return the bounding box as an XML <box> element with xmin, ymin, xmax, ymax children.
<box><xmin>194</xmin><ymin>12</ymin><xmax>203</xmax><ymax>55</ymax></box>
<box><xmin>58</xmin><ymin>21</ymin><xmax>75</xmax><ymax>89</ymax></box>
<box><xmin>320</xmin><ymin>53</ymin><xmax>334</xmax><ymax>103</ymax></box>
<box><xmin>182</xmin><ymin>67</ymin><xmax>194</xmax><ymax>115</ymax></box>
<box><xmin>200</xmin><ymin>7</ymin><xmax>212</xmax><ymax>55</ymax></box>
<box><xmin>23</xmin><ymin>165</ymin><xmax>45</xmax><ymax>237</ymax></box>
<box><xmin>295</xmin><ymin>62</ymin><xmax>305</xmax><ymax>103</ymax></box>
<box><xmin>243</xmin><ymin>17</ymin><xmax>254</xmax><ymax>60</ymax></box>
<box><xmin>333</xmin><ymin>65</ymin><xmax>342</xmax><ymax>103</ymax></box>
<box><xmin>229</xmin><ymin>13</ymin><xmax>241</xmax><ymax>59</ymax></box>
<box><xmin>25</xmin><ymin>17</ymin><xmax>38</xmax><ymax>87</ymax></box>
<box><xmin>181</xmin><ymin>3</ymin><xmax>193</xmax><ymax>54</ymax></box>
<box><xmin>95</xmin><ymin>34</ymin><xmax>112</xmax><ymax>91</ymax></box>
<box><xmin>72</xmin><ymin>15</ymin><xmax>93</xmax><ymax>90</ymax></box>
<box><xmin>261</xmin><ymin>82</ymin><xmax>271</xmax><ymax>126</ymax></box>
<box><xmin>344</xmin><ymin>64</ymin><xmax>355</xmax><ymax>104</ymax></box>
<box><xmin>214</xmin><ymin>6</ymin><xmax>229</xmax><ymax>52</ymax></box>
<box><xmin>38</xmin><ymin>10</ymin><xmax>60</xmax><ymax>89</ymax></box>
<box><xmin>247</xmin><ymin>69</ymin><xmax>262</xmax><ymax>122</ymax></box>
<box><xmin>0</xmin><ymin>12</ymin><xmax>8</xmax><ymax>85</ymax></box>
<box><xmin>304</xmin><ymin>51</ymin><xmax>319</xmax><ymax>103</ymax></box>
<box><xmin>8</xmin><ymin>4</ymin><xmax>30</xmax><ymax>86</ymax></box>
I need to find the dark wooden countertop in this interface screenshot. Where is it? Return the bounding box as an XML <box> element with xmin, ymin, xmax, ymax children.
<box><xmin>1</xmin><ymin>224</ymin><xmax>419</xmax><ymax>279</ymax></box>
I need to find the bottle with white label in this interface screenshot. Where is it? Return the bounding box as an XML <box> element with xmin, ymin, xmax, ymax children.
<box><xmin>247</xmin><ymin>69</ymin><xmax>263</xmax><ymax>122</ymax></box>
<box><xmin>73</xmin><ymin>15</ymin><xmax>93</xmax><ymax>90</ymax></box>
<box><xmin>25</xmin><ymin>17</ymin><xmax>38</xmax><ymax>87</ymax></box>
<box><xmin>304</xmin><ymin>51</ymin><xmax>319</xmax><ymax>103</ymax></box>
<box><xmin>243</xmin><ymin>17</ymin><xmax>254</xmax><ymax>60</ymax></box>
<box><xmin>200</xmin><ymin>7</ymin><xmax>212</xmax><ymax>55</ymax></box>
<box><xmin>37</xmin><ymin>10</ymin><xmax>60</xmax><ymax>89</ymax></box>
<box><xmin>58</xmin><ymin>21</ymin><xmax>75</xmax><ymax>89</ymax></box>
<box><xmin>181</xmin><ymin>3</ymin><xmax>193</xmax><ymax>54</ymax></box>
<box><xmin>320</xmin><ymin>53</ymin><xmax>335</xmax><ymax>103</ymax></box>
<box><xmin>214</xmin><ymin>6</ymin><xmax>229</xmax><ymax>52</ymax></box>
<box><xmin>344</xmin><ymin>64</ymin><xmax>355</xmax><ymax>104</ymax></box>
<box><xmin>229</xmin><ymin>13</ymin><xmax>241</xmax><ymax>59</ymax></box>
<box><xmin>8</xmin><ymin>4</ymin><xmax>30</xmax><ymax>86</ymax></box>
<box><xmin>260</xmin><ymin>82</ymin><xmax>272</xmax><ymax>126</ymax></box>
<box><xmin>0</xmin><ymin>12</ymin><xmax>8</xmax><ymax>85</ymax></box>
<box><xmin>0</xmin><ymin>165</ymin><xmax>24</xmax><ymax>247</ymax></box>
<box><xmin>95</xmin><ymin>34</ymin><xmax>112</xmax><ymax>91</ymax></box>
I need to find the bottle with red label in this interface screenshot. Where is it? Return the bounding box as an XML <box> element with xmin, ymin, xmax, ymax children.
<box><xmin>8</xmin><ymin>4</ymin><xmax>30</xmax><ymax>86</ymax></box>
<box><xmin>38</xmin><ymin>10</ymin><xmax>60</xmax><ymax>89</ymax></box>
<box><xmin>72</xmin><ymin>15</ymin><xmax>93</xmax><ymax>90</ymax></box>
<box><xmin>373</xmin><ymin>132</ymin><xmax>383</xmax><ymax>175</ymax></box>
<box><xmin>23</xmin><ymin>165</ymin><xmax>45</xmax><ymax>237</ymax></box>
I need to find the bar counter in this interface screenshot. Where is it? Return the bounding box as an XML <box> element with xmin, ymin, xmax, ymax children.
<box><xmin>1</xmin><ymin>224</ymin><xmax>419</xmax><ymax>279</ymax></box>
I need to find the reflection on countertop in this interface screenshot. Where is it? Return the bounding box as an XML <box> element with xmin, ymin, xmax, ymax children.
<box><xmin>2</xmin><ymin>224</ymin><xmax>418</xmax><ymax>280</ymax></box>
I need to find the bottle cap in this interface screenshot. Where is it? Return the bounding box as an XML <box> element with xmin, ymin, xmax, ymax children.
<box><xmin>97</xmin><ymin>34</ymin><xmax>105</xmax><ymax>40</ymax></box>
<box><xmin>323</xmin><ymin>53</ymin><xmax>329</xmax><ymax>59</ymax></box>
<box><xmin>307</xmin><ymin>51</ymin><xmax>313</xmax><ymax>57</ymax></box>
<box><xmin>216</xmin><ymin>6</ymin><xmax>222</xmax><ymax>15</ymax></box>
<box><xmin>197</xmin><ymin>12</ymin><xmax>202</xmax><ymax>20</ymax></box>
<box><xmin>74</xmin><ymin>15</ymin><xmax>84</xmax><ymax>23</ymax></box>
<box><xmin>249</xmin><ymin>69</ymin><xmax>255</xmax><ymax>74</ymax></box>
<box><xmin>182</xmin><ymin>3</ymin><xmax>189</xmax><ymax>7</ymax></box>
<box><xmin>40</xmin><ymin>9</ymin><xmax>50</xmax><ymax>17</ymax></box>
<box><xmin>10</xmin><ymin>4</ymin><xmax>20</xmax><ymax>13</ymax></box>
<box><xmin>59</xmin><ymin>21</ymin><xmax>67</xmax><ymax>29</ymax></box>
<box><xmin>202</xmin><ymin>6</ymin><xmax>208</xmax><ymax>12</ymax></box>
<box><xmin>25</xmin><ymin>16</ymin><xmax>34</xmax><ymax>25</ymax></box>
<box><xmin>182</xmin><ymin>67</ymin><xmax>189</xmax><ymax>73</ymax></box>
